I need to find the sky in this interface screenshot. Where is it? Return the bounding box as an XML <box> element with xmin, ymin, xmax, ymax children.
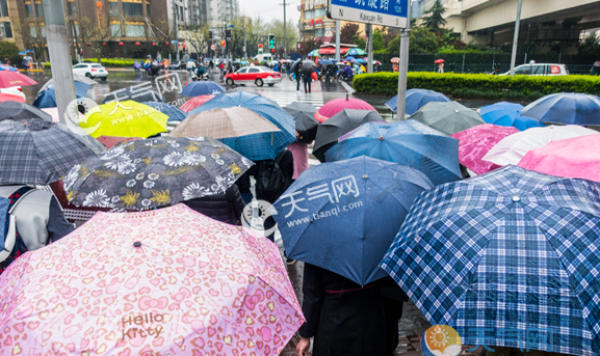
<box><xmin>237</xmin><ymin>0</ymin><xmax>301</xmax><ymax>25</ymax></box>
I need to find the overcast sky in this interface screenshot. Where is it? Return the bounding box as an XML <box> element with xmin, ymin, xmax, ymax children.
<box><xmin>238</xmin><ymin>0</ymin><xmax>301</xmax><ymax>25</ymax></box>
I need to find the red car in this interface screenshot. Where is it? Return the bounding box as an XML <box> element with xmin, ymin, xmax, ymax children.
<box><xmin>225</xmin><ymin>66</ymin><xmax>282</xmax><ymax>87</ymax></box>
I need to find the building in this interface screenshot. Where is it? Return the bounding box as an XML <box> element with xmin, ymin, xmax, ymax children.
<box><xmin>444</xmin><ymin>0</ymin><xmax>600</xmax><ymax>52</ymax></box>
<box><xmin>298</xmin><ymin>0</ymin><xmax>335</xmax><ymax>43</ymax></box>
<box><xmin>188</xmin><ymin>0</ymin><xmax>209</xmax><ymax>26</ymax></box>
<box><xmin>413</xmin><ymin>0</ymin><xmax>433</xmax><ymax>18</ymax></box>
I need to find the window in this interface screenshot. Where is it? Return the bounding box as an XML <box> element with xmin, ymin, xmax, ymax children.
<box><xmin>1</xmin><ymin>22</ymin><xmax>11</xmax><ymax>38</ymax></box>
<box><xmin>123</xmin><ymin>2</ymin><xmax>143</xmax><ymax>16</ymax></box>
<box><xmin>29</xmin><ymin>25</ymin><xmax>36</xmax><ymax>37</ymax></box>
<box><xmin>109</xmin><ymin>2</ymin><xmax>119</xmax><ymax>16</ymax></box>
<box><xmin>305</xmin><ymin>10</ymin><xmax>314</xmax><ymax>19</ymax></box>
<box><xmin>179</xmin><ymin>5</ymin><xmax>183</xmax><ymax>21</ymax></box>
<box><xmin>315</xmin><ymin>8</ymin><xmax>325</xmax><ymax>17</ymax></box>
<box><xmin>125</xmin><ymin>24</ymin><xmax>144</xmax><ymax>37</ymax></box>
<box><xmin>110</xmin><ymin>23</ymin><xmax>121</xmax><ymax>36</ymax></box>
<box><xmin>39</xmin><ymin>24</ymin><xmax>44</xmax><ymax>37</ymax></box>
<box><xmin>67</xmin><ymin>1</ymin><xmax>76</xmax><ymax>15</ymax></box>
<box><xmin>35</xmin><ymin>2</ymin><xmax>43</xmax><ymax>17</ymax></box>
<box><xmin>315</xmin><ymin>28</ymin><xmax>324</xmax><ymax>37</ymax></box>
<box><xmin>514</xmin><ymin>65</ymin><xmax>530</xmax><ymax>75</ymax></box>
<box><xmin>73</xmin><ymin>64</ymin><xmax>87</xmax><ymax>68</ymax></box>
<box><xmin>91</xmin><ymin>64</ymin><xmax>103</xmax><ymax>68</ymax></box>
<box><xmin>145</xmin><ymin>4</ymin><xmax>150</xmax><ymax>16</ymax></box>
<box><xmin>71</xmin><ymin>23</ymin><xmax>79</xmax><ymax>36</ymax></box>
<box><xmin>25</xmin><ymin>4</ymin><xmax>33</xmax><ymax>17</ymax></box>
<box><xmin>0</xmin><ymin>0</ymin><xmax>9</xmax><ymax>17</ymax></box>
<box><xmin>237</xmin><ymin>68</ymin><xmax>248</xmax><ymax>73</ymax></box>
<box><xmin>248</xmin><ymin>68</ymin><xmax>259</xmax><ymax>73</ymax></box>
<box><xmin>531</xmin><ymin>64</ymin><xmax>545</xmax><ymax>75</ymax></box>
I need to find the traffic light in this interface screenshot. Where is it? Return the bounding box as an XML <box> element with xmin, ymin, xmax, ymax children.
<box><xmin>268</xmin><ymin>34</ymin><xmax>275</xmax><ymax>49</ymax></box>
<box><xmin>271</xmin><ymin>48</ymin><xmax>274</xmax><ymax>53</ymax></box>
<box><xmin>208</xmin><ymin>30</ymin><xmax>212</xmax><ymax>40</ymax></box>
<box><xmin>226</xmin><ymin>29</ymin><xmax>231</xmax><ymax>39</ymax></box>
<box><xmin>221</xmin><ymin>40</ymin><xmax>226</xmax><ymax>48</ymax></box>
<box><xmin>258</xmin><ymin>43</ymin><xmax>263</xmax><ymax>54</ymax></box>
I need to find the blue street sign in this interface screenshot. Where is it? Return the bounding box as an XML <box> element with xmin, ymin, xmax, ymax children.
<box><xmin>328</xmin><ymin>0</ymin><xmax>408</xmax><ymax>28</ymax></box>
<box><xmin>172</xmin><ymin>40</ymin><xmax>178</xmax><ymax>44</ymax></box>
<box><xmin>228</xmin><ymin>24</ymin><xmax>235</xmax><ymax>28</ymax></box>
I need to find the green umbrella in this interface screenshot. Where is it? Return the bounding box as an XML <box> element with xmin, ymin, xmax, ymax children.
<box><xmin>409</xmin><ymin>101</ymin><xmax>484</xmax><ymax>135</ymax></box>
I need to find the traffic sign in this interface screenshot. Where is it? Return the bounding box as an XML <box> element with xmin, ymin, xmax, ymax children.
<box><xmin>327</xmin><ymin>0</ymin><xmax>408</xmax><ymax>28</ymax></box>
<box><xmin>172</xmin><ymin>40</ymin><xmax>178</xmax><ymax>44</ymax></box>
<box><xmin>210</xmin><ymin>44</ymin><xmax>215</xmax><ymax>51</ymax></box>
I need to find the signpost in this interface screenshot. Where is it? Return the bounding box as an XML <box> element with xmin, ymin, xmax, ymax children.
<box><xmin>210</xmin><ymin>44</ymin><xmax>215</xmax><ymax>51</ymax></box>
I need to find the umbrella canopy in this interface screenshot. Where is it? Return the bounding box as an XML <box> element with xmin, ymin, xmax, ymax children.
<box><xmin>141</xmin><ymin>101</ymin><xmax>186</xmax><ymax>122</ymax></box>
<box><xmin>307</xmin><ymin>50</ymin><xmax>321</xmax><ymax>57</ymax></box>
<box><xmin>0</xmin><ymin>64</ymin><xmax>17</xmax><ymax>72</ymax></box>
<box><xmin>0</xmin><ymin>119</ymin><xmax>104</xmax><ymax>185</ymax></box>
<box><xmin>344</xmin><ymin>56</ymin><xmax>356</xmax><ymax>61</ymax></box>
<box><xmin>346</xmin><ymin>48</ymin><xmax>366</xmax><ymax>56</ymax></box>
<box><xmin>313</xmin><ymin>109</ymin><xmax>383</xmax><ymax>162</ymax></box>
<box><xmin>382</xmin><ymin>165</ymin><xmax>600</xmax><ymax>356</ymax></box>
<box><xmin>450</xmin><ymin>124</ymin><xmax>519</xmax><ymax>175</ymax></box>
<box><xmin>319</xmin><ymin>59</ymin><xmax>333</xmax><ymax>66</ymax></box>
<box><xmin>326</xmin><ymin>120</ymin><xmax>462</xmax><ymax>185</ymax></box>
<box><xmin>314</xmin><ymin>97</ymin><xmax>375</xmax><ymax>123</ymax></box>
<box><xmin>409</xmin><ymin>101</ymin><xmax>485</xmax><ymax>135</ymax></box>
<box><xmin>0</xmin><ymin>100</ymin><xmax>52</xmax><ymax>122</ymax></box>
<box><xmin>0</xmin><ymin>71</ymin><xmax>37</xmax><ymax>88</ymax></box>
<box><xmin>390</xmin><ymin>57</ymin><xmax>399</xmax><ymax>63</ymax></box>
<box><xmin>290</xmin><ymin>58</ymin><xmax>302</xmax><ymax>73</ymax></box>
<box><xmin>80</xmin><ymin>100</ymin><xmax>169</xmax><ymax>138</ymax></box>
<box><xmin>39</xmin><ymin>73</ymin><xmax>97</xmax><ymax>92</ymax></box>
<box><xmin>180</xmin><ymin>81</ymin><xmax>225</xmax><ymax>97</ymax></box>
<box><xmin>482</xmin><ymin>125</ymin><xmax>598</xmax><ymax>167</ymax></box>
<box><xmin>0</xmin><ymin>204</ymin><xmax>303</xmax><ymax>355</ymax></box>
<box><xmin>0</xmin><ymin>93</ymin><xmax>24</xmax><ymax>103</ymax></box>
<box><xmin>518</xmin><ymin>134</ymin><xmax>600</xmax><ymax>182</ymax></box>
<box><xmin>179</xmin><ymin>94</ymin><xmax>216</xmax><ymax>113</ymax></box>
<box><xmin>284</xmin><ymin>102</ymin><xmax>319</xmax><ymax>143</ymax></box>
<box><xmin>32</xmin><ymin>82</ymin><xmax>89</xmax><ymax>109</ymax></box>
<box><xmin>170</xmin><ymin>107</ymin><xmax>282</xmax><ymax>160</ymax></box>
<box><xmin>356</xmin><ymin>58</ymin><xmax>366</xmax><ymax>64</ymax></box>
<box><xmin>480</xmin><ymin>102</ymin><xmax>544</xmax><ymax>131</ymax></box>
<box><xmin>521</xmin><ymin>92</ymin><xmax>600</xmax><ymax>126</ymax></box>
<box><xmin>102</xmin><ymin>85</ymin><xmax>165</xmax><ymax>104</ymax></box>
<box><xmin>274</xmin><ymin>156</ymin><xmax>433</xmax><ymax>285</ymax></box>
<box><xmin>95</xmin><ymin>135</ymin><xmax>142</xmax><ymax>149</ymax></box>
<box><xmin>385</xmin><ymin>89</ymin><xmax>451</xmax><ymax>114</ymax></box>
<box><xmin>301</xmin><ymin>60</ymin><xmax>316</xmax><ymax>75</ymax></box>
<box><xmin>434</xmin><ymin>59</ymin><xmax>445</xmax><ymax>64</ymax></box>
<box><xmin>187</xmin><ymin>92</ymin><xmax>295</xmax><ymax>160</ymax></box>
<box><xmin>63</xmin><ymin>136</ymin><xmax>253</xmax><ymax>210</ymax></box>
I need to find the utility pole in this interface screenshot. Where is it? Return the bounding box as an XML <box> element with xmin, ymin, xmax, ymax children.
<box><xmin>243</xmin><ymin>27</ymin><xmax>247</xmax><ymax>59</ymax></box>
<box><xmin>279</xmin><ymin>0</ymin><xmax>289</xmax><ymax>58</ymax></box>
<box><xmin>335</xmin><ymin>20</ymin><xmax>340</xmax><ymax>61</ymax></box>
<box><xmin>366</xmin><ymin>23</ymin><xmax>373</xmax><ymax>73</ymax></box>
<box><xmin>396</xmin><ymin>0</ymin><xmax>412</xmax><ymax>119</ymax></box>
<box><xmin>509</xmin><ymin>0</ymin><xmax>523</xmax><ymax>76</ymax></box>
<box><xmin>42</xmin><ymin>0</ymin><xmax>76</xmax><ymax>124</ymax></box>
<box><xmin>173</xmin><ymin>0</ymin><xmax>179</xmax><ymax>61</ymax></box>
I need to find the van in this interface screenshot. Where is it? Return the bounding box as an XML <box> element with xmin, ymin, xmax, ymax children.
<box><xmin>501</xmin><ymin>63</ymin><xmax>569</xmax><ymax>76</ymax></box>
<box><xmin>253</xmin><ymin>54</ymin><xmax>274</xmax><ymax>62</ymax></box>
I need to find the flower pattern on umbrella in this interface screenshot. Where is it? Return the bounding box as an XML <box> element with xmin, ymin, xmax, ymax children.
<box><xmin>64</xmin><ymin>136</ymin><xmax>253</xmax><ymax>210</ymax></box>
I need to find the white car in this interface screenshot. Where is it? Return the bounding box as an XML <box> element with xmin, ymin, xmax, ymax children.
<box><xmin>72</xmin><ymin>63</ymin><xmax>108</xmax><ymax>81</ymax></box>
<box><xmin>0</xmin><ymin>86</ymin><xmax>25</xmax><ymax>100</ymax></box>
<box><xmin>501</xmin><ymin>63</ymin><xmax>569</xmax><ymax>76</ymax></box>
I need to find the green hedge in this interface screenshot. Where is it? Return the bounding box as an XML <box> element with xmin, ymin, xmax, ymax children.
<box><xmin>353</xmin><ymin>72</ymin><xmax>600</xmax><ymax>100</ymax></box>
<box><xmin>83</xmin><ymin>58</ymin><xmax>143</xmax><ymax>67</ymax></box>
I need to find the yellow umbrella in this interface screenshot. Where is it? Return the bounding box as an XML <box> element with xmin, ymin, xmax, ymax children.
<box><xmin>79</xmin><ymin>100</ymin><xmax>169</xmax><ymax>138</ymax></box>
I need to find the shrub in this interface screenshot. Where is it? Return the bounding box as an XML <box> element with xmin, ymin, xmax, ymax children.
<box><xmin>83</xmin><ymin>58</ymin><xmax>142</xmax><ymax>67</ymax></box>
<box><xmin>353</xmin><ymin>72</ymin><xmax>600</xmax><ymax>100</ymax></box>
<box><xmin>0</xmin><ymin>41</ymin><xmax>23</xmax><ymax>67</ymax></box>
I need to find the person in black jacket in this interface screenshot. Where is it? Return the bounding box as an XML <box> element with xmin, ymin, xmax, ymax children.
<box><xmin>183</xmin><ymin>185</ymin><xmax>245</xmax><ymax>225</ymax></box>
<box><xmin>291</xmin><ymin>62</ymin><xmax>302</xmax><ymax>91</ymax></box>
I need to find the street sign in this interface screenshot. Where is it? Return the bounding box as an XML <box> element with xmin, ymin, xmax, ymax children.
<box><xmin>243</xmin><ymin>46</ymin><xmax>246</xmax><ymax>52</ymax></box>
<box><xmin>210</xmin><ymin>44</ymin><xmax>215</xmax><ymax>51</ymax></box>
<box><xmin>327</xmin><ymin>0</ymin><xmax>408</xmax><ymax>28</ymax></box>
<box><xmin>172</xmin><ymin>40</ymin><xmax>178</xmax><ymax>44</ymax></box>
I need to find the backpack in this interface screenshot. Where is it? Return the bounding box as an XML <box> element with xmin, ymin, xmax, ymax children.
<box><xmin>0</xmin><ymin>186</ymin><xmax>33</xmax><ymax>275</ymax></box>
<box><xmin>256</xmin><ymin>149</ymin><xmax>291</xmax><ymax>203</ymax></box>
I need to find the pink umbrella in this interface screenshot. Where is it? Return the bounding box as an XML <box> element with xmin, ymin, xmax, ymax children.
<box><xmin>451</xmin><ymin>124</ymin><xmax>519</xmax><ymax>175</ymax></box>
<box><xmin>0</xmin><ymin>204</ymin><xmax>304</xmax><ymax>355</ymax></box>
<box><xmin>314</xmin><ymin>97</ymin><xmax>375</xmax><ymax>123</ymax></box>
<box><xmin>518</xmin><ymin>134</ymin><xmax>600</xmax><ymax>182</ymax></box>
<box><xmin>0</xmin><ymin>71</ymin><xmax>37</xmax><ymax>88</ymax></box>
<box><xmin>179</xmin><ymin>94</ymin><xmax>216</xmax><ymax>113</ymax></box>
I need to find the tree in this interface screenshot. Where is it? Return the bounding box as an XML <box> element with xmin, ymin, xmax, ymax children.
<box><xmin>372</xmin><ymin>29</ymin><xmax>385</xmax><ymax>51</ymax></box>
<box><xmin>267</xmin><ymin>18</ymin><xmax>298</xmax><ymax>55</ymax></box>
<box><xmin>0</xmin><ymin>41</ymin><xmax>22</xmax><ymax>65</ymax></box>
<box><xmin>12</xmin><ymin>18</ymin><xmax>46</xmax><ymax>62</ymax></box>
<box><xmin>386</xmin><ymin>26</ymin><xmax>439</xmax><ymax>54</ymax></box>
<box><xmin>148</xmin><ymin>19</ymin><xmax>174</xmax><ymax>58</ymax></box>
<box><xmin>421</xmin><ymin>0</ymin><xmax>446</xmax><ymax>29</ymax></box>
<box><xmin>340</xmin><ymin>23</ymin><xmax>359</xmax><ymax>44</ymax></box>
<box><xmin>579</xmin><ymin>34</ymin><xmax>600</xmax><ymax>56</ymax></box>
<box><xmin>80</xmin><ymin>13</ymin><xmax>119</xmax><ymax>64</ymax></box>
<box><xmin>185</xmin><ymin>24</ymin><xmax>211</xmax><ymax>57</ymax></box>
<box><xmin>352</xmin><ymin>35</ymin><xmax>365</xmax><ymax>49</ymax></box>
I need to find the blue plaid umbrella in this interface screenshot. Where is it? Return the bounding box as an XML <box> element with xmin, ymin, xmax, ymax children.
<box><xmin>180</xmin><ymin>81</ymin><xmax>225</xmax><ymax>97</ymax></box>
<box><xmin>187</xmin><ymin>92</ymin><xmax>294</xmax><ymax>160</ymax></box>
<box><xmin>382</xmin><ymin>165</ymin><xmax>600</xmax><ymax>356</ymax></box>
<box><xmin>385</xmin><ymin>89</ymin><xmax>451</xmax><ymax>114</ymax></box>
<box><xmin>141</xmin><ymin>101</ymin><xmax>186</xmax><ymax>122</ymax></box>
<box><xmin>481</xmin><ymin>102</ymin><xmax>544</xmax><ymax>131</ymax></box>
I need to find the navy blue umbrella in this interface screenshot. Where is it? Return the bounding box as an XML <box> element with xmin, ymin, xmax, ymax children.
<box><xmin>180</xmin><ymin>81</ymin><xmax>225</xmax><ymax>97</ymax></box>
<box><xmin>141</xmin><ymin>101</ymin><xmax>186</xmax><ymax>122</ymax></box>
<box><xmin>273</xmin><ymin>156</ymin><xmax>433</xmax><ymax>285</ymax></box>
<box><xmin>385</xmin><ymin>89</ymin><xmax>451</xmax><ymax>115</ymax></box>
<box><xmin>521</xmin><ymin>92</ymin><xmax>600</xmax><ymax>126</ymax></box>
<box><xmin>326</xmin><ymin>120</ymin><xmax>461</xmax><ymax>185</ymax></box>
<box><xmin>33</xmin><ymin>82</ymin><xmax>89</xmax><ymax>109</ymax></box>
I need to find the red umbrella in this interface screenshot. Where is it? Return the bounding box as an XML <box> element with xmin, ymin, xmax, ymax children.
<box><xmin>434</xmin><ymin>59</ymin><xmax>445</xmax><ymax>64</ymax></box>
<box><xmin>134</xmin><ymin>41</ymin><xmax>141</xmax><ymax>46</ymax></box>
<box><xmin>179</xmin><ymin>94</ymin><xmax>216</xmax><ymax>113</ymax></box>
<box><xmin>0</xmin><ymin>71</ymin><xmax>37</xmax><ymax>89</ymax></box>
<box><xmin>0</xmin><ymin>93</ymin><xmax>25</xmax><ymax>103</ymax></box>
<box><xmin>95</xmin><ymin>135</ymin><xmax>142</xmax><ymax>149</ymax></box>
<box><xmin>314</xmin><ymin>97</ymin><xmax>375</xmax><ymax>123</ymax></box>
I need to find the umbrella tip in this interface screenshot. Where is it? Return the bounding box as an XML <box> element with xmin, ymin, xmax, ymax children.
<box><xmin>380</xmin><ymin>136</ymin><xmax>384</xmax><ymax>141</ymax></box>
<box><xmin>346</xmin><ymin>94</ymin><xmax>348</xmax><ymax>100</ymax></box>
<box><xmin>133</xmin><ymin>241</ymin><xmax>142</xmax><ymax>247</ymax></box>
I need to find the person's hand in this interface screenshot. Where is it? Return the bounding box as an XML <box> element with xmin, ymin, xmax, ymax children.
<box><xmin>296</xmin><ymin>337</ymin><xmax>311</xmax><ymax>356</ymax></box>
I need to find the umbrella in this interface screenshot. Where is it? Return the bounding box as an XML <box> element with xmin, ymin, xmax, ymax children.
<box><xmin>314</xmin><ymin>97</ymin><xmax>375</xmax><ymax>123</ymax></box>
<box><xmin>319</xmin><ymin>59</ymin><xmax>333</xmax><ymax>66</ymax></box>
<box><xmin>373</xmin><ymin>60</ymin><xmax>382</xmax><ymax>65</ymax></box>
<box><xmin>95</xmin><ymin>135</ymin><xmax>142</xmax><ymax>149</ymax></box>
<box><xmin>187</xmin><ymin>92</ymin><xmax>295</xmax><ymax>160</ymax></box>
<box><xmin>32</xmin><ymin>82</ymin><xmax>90</xmax><ymax>109</ymax></box>
<box><xmin>79</xmin><ymin>100</ymin><xmax>169</xmax><ymax>138</ymax></box>
<box><xmin>180</xmin><ymin>81</ymin><xmax>225</xmax><ymax>97</ymax></box>
<box><xmin>63</xmin><ymin>136</ymin><xmax>253</xmax><ymax>210</ymax></box>
<box><xmin>345</xmin><ymin>56</ymin><xmax>356</xmax><ymax>61</ymax></box>
<box><xmin>390</xmin><ymin>57</ymin><xmax>400</xmax><ymax>63</ymax></box>
<box><xmin>518</xmin><ymin>134</ymin><xmax>600</xmax><ymax>182</ymax></box>
<box><xmin>356</xmin><ymin>58</ymin><xmax>366</xmax><ymax>64</ymax></box>
<box><xmin>141</xmin><ymin>101</ymin><xmax>186</xmax><ymax>122</ymax></box>
<box><xmin>307</xmin><ymin>50</ymin><xmax>321</xmax><ymax>57</ymax></box>
<box><xmin>39</xmin><ymin>73</ymin><xmax>97</xmax><ymax>92</ymax></box>
<box><xmin>313</xmin><ymin>109</ymin><xmax>383</xmax><ymax>162</ymax></box>
<box><xmin>594</xmin><ymin>60</ymin><xmax>600</xmax><ymax>67</ymax></box>
<box><xmin>0</xmin><ymin>100</ymin><xmax>53</xmax><ymax>122</ymax></box>
<box><xmin>301</xmin><ymin>59</ymin><xmax>316</xmax><ymax>75</ymax></box>
<box><xmin>274</xmin><ymin>155</ymin><xmax>433</xmax><ymax>285</ymax></box>
<box><xmin>290</xmin><ymin>58</ymin><xmax>302</xmax><ymax>73</ymax></box>
<box><xmin>0</xmin><ymin>119</ymin><xmax>104</xmax><ymax>185</ymax></box>
<box><xmin>482</xmin><ymin>125</ymin><xmax>598</xmax><ymax>167</ymax></box>
<box><xmin>179</xmin><ymin>94</ymin><xmax>216</xmax><ymax>113</ymax></box>
<box><xmin>0</xmin><ymin>64</ymin><xmax>17</xmax><ymax>72</ymax></box>
<box><xmin>326</xmin><ymin>120</ymin><xmax>462</xmax><ymax>185</ymax></box>
<box><xmin>480</xmin><ymin>102</ymin><xmax>544</xmax><ymax>131</ymax></box>
<box><xmin>283</xmin><ymin>102</ymin><xmax>319</xmax><ymax>143</ymax></box>
<box><xmin>434</xmin><ymin>59</ymin><xmax>445</xmax><ymax>64</ymax></box>
<box><xmin>0</xmin><ymin>203</ymin><xmax>304</xmax><ymax>355</ymax></box>
<box><xmin>170</xmin><ymin>107</ymin><xmax>282</xmax><ymax>160</ymax></box>
<box><xmin>521</xmin><ymin>92</ymin><xmax>600</xmax><ymax>126</ymax></box>
<box><xmin>450</xmin><ymin>124</ymin><xmax>519</xmax><ymax>175</ymax></box>
<box><xmin>0</xmin><ymin>71</ymin><xmax>37</xmax><ymax>88</ymax></box>
<box><xmin>409</xmin><ymin>101</ymin><xmax>485</xmax><ymax>135</ymax></box>
<box><xmin>42</xmin><ymin>107</ymin><xmax>84</xmax><ymax>123</ymax></box>
<box><xmin>102</xmin><ymin>85</ymin><xmax>165</xmax><ymax>104</ymax></box>
<box><xmin>385</xmin><ymin>89</ymin><xmax>451</xmax><ymax>114</ymax></box>
<box><xmin>0</xmin><ymin>93</ymin><xmax>24</xmax><ymax>103</ymax></box>
<box><xmin>382</xmin><ymin>165</ymin><xmax>600</xmax><ymax>356</ymax></box>
<box><xmin>346</xmin><ymin>48</ymin><xmax>366</xmax><ymax>56</ymax></box>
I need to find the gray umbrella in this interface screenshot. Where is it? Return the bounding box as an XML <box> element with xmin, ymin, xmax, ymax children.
<box><xmin>39</xmin><ymin>74</ymin><xmax>97</xmax><ymax>93</ymax></box>
<box><xmin>102</xmin><ymin>85</ymin><xmax>165</xmax><ymax>104</ymax></box>
<box><xmin>0</xmin><ymin>101</ymin><xmax>53</xmax><ymax>122</ymax></box>
<box><xmin>284</xmin><ymin>102</ymin><xmax>319</xmax><ymax>143</ymax></box>
<box><xmin>409</xmin><ymin>101</ymin><xmax>484</xmax><ymax>135</ymax></box>
<box><xmin>301</xmin><ymin>59</ymin><xmax>316</xmax><ymax>75</ymax></box>
<box><xmin>290</xmin><ymin>58</ymin><xmax>302</xmax><ymax>73</ymax></box>
<box><xmin>313</xmin><ymin>109</ymin><xmax>383</xmax><ymax>162</ymax></box>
